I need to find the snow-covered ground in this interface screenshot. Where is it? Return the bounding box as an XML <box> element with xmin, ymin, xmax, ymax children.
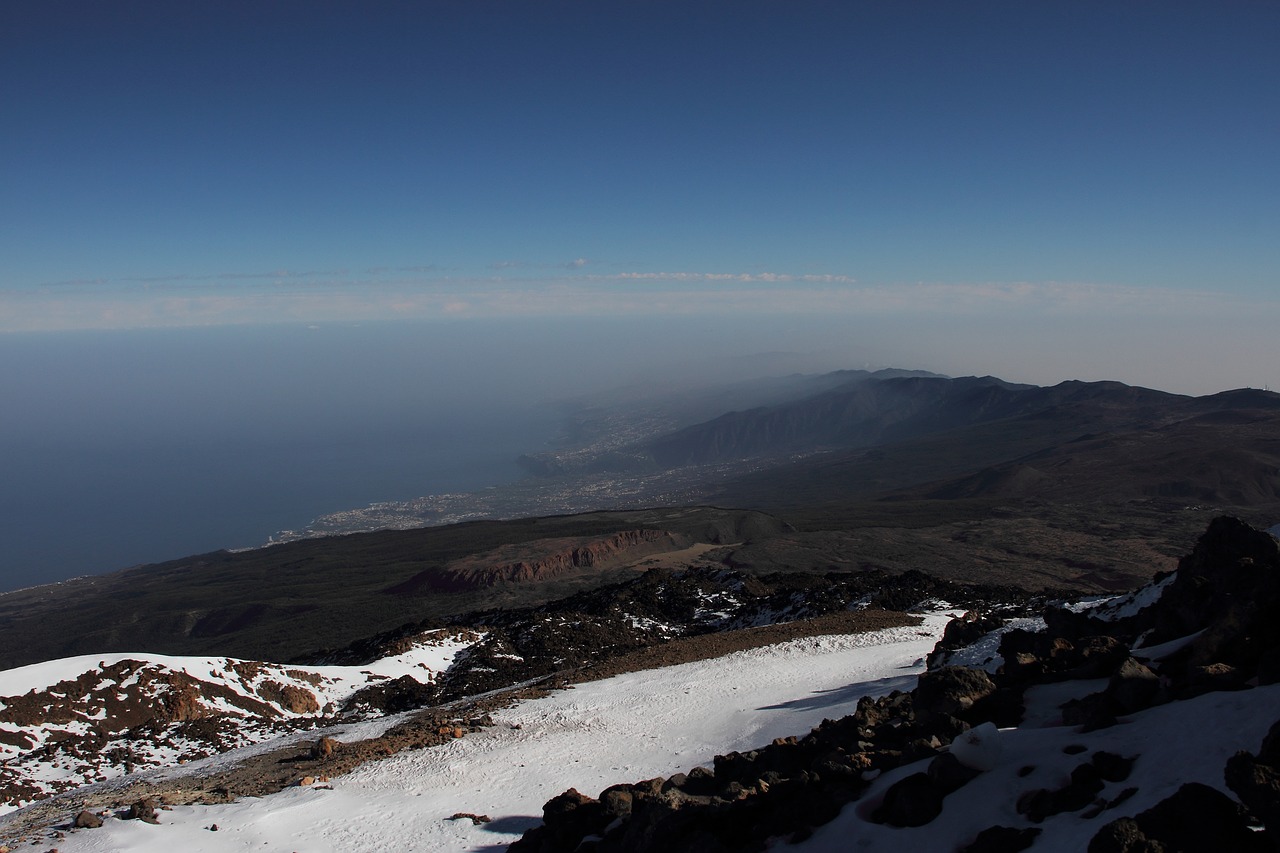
<box><xmin>0</xmin><ymin>635</ymin><xmax>475</xmax><ymax>710</ymax></box>
<box><xmin>791</xmin><ymin>681</ymin><xmax>1280</xmax><ymax>852</ymax></box>
<box><xmin>36</xmin><ymin>613</ymin><xmax>956</xmax><ymax>852</ymax></box>
<box><xmin>0</xmin><ymin>632</ymin><xmax>477</xmax><ymax>813</ymax></box>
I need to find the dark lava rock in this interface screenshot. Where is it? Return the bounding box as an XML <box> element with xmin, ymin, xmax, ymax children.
<box><xmin>344</xmin><ymin>674</ymin><xmax>438</xmax><ymax>715</ymax></box>
<box><xmin>1185</xmin><ymin>662</ymin><xmax>1248</xmax><ymax>696</ymax></box>
<box><xmin>958</xmin><ymin>825</ymin><xmax>1042</xmax><ymax>853</ymax></box>
<box><xmin>1106</xmin><ymin>658</ymin><xmax>1161</xmax><ymax>714</ymax></box>
<box><xmin>124</xmin><ymin>798</ymin><xmax>159</xmax><ymax>824</ymax></box>
<box><xmin>915</xmin><ymin>666</ymin><xmax>997</xmax><ymax>718</ymax></box>
<box><xmin>928</xmin><ymin>611</ymin><xmax>1004</xmax><ymax>668</ymax></box>
<box><xmin>1091</xmin><ymin>751</ymin><xmax>1136</xmax><ymax>783</ymax></box>
<box><xmin>509</xmin><ymin>788</ymin><xmax>610</xmax><ymax>853</ymax></box>
<box><xmin>872</xmin><ymin>772</ymin><xmax>944</xmax><ymax>827</ymax></box>
<box><xmin>1089</xmin><ymin>782</ymin><xmax>1269</xmax><ymax>852</ymax></box>
<box><xmin>1226</xmin><ymin>717</ymin><xmax>1280</xmax><ymax>835</ymax></box>
<box><xmin>72</xmin><ymin>810</ymin><xmax>103</xmax><ymax>829</ymax></box>
<box><xmin>999</xmin><ymin>631</ymin><xmax>1130</xmax><ymax>686</ymax></box>
<box><xmin>1017</xmin><ymin>761</ymin><xmax>1105</xmax><ymax>823</ymax></box>
<box><xmin>927</xmin><ymin>751</ymin><xmax>981</xmax><ymax>794</ymax></box>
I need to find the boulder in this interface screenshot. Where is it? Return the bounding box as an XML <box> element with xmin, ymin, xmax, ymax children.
<box><xmin>1225</xmin><ymin>717</ymin><xmax>1280</xmax><ymax>835</ymax></box>
<box><xmin>1106</xmin><ymin>658</ymin><xmax>1161</xmax><ymax>714</ymax></box>
<box><xmin>1089</xmin><ymin>782</ymin><xmax>1268</xmax><ymax>852</ymax></box>
<box><xmin>124</xmin><ymin>798</ymin><xmax>159</xmax><ymax>824</ymax></box>
<box><xmin>311</xmin><ymin>736</ymin><xmax>340</xmax><ymax>759</ymax></box>
<box><xmin>927</xmin><ymin>751</ymin><xmax>981</xmax><ymax>793</ymax></box>
<box><xmin>928</xmin><ymin>612</ymin><xmax>1004</xmax><ymax>668</ymax></box>
<box><xmin>915</xmin><ymin>667</ymin><xmax>997</xmax><ymax>718</ymax></box>
<box><xmin>872</xmin><ymin>772</ymin><xmax>945</xmax><ymax>827</ymax></box>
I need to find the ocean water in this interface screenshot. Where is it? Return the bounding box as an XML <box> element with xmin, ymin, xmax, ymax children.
<box><xmin>0</xmin><ymin>321</ymin><xmax>570</xmax><ymax>592</ymax></box>
<box><xmin>0</xmin><ymin>313</ymin><xmax>867</xmax><ymax>593</ymax></box>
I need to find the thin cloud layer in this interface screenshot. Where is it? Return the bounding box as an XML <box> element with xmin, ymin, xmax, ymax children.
<box><xmin>2</xmin><ymin>272</ymin><xmax>1263</xmax><ymax>333</ymax></box>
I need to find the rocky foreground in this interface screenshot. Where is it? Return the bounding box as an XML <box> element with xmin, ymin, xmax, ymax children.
<box><xmin>5</xmin><ymin>517</ymin><xmax>1280</xmax><ymax>851</ymax></box>
<box><xmin>0</xmin><ymin>561</ymin><xmax>1046</xmax><ymax>844</ymax></box>
<box><xmin>508</xmin><ymin>516</ymin><xmax>1280</xmax><ymax>852</ymax></box>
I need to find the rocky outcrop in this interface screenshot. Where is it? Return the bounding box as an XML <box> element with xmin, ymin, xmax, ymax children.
<box><xmin>508</xmin><ymin>517</ymin><xmax>1280</xmax><ymax>852</ymax></box>
<box><xmin>1089</xmin><ymin>783</ymin><xmax>1271</xmax><ymax>852</ymax></box>
<box><xmin>0</xmin><ymin>657</ymin><xmax>335</xmax><ymax>809</ymax></box>
<box><xmin>1225</xmin><ymin>717</ymin><xmax>1280</xmax><ymax>836</ymax></box>
<box><xmin>385</xmin><ymin>530</ymin><xmax>688</xmax><ymax>594</ymax></box>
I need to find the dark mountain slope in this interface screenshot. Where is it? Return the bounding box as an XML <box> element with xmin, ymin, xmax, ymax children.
<box><xmin>706</xmin><ymin>384</ymin><xmax>1278</xmax><ymax>510</ymax></box>
<box><xmin>0</xmin><ymin>507</ymin><xmax>783</xmax><ymax>670</ymax></box>
<box><xmin>645</xmin><ymin>376</ymin><xmax>1191</xmax><ymax>469</ymax></box>
<box><xmin>646</xmin><ymin>375</ymin><xmax>1032</xmax><ymax>467</ymax></box>
<box><xmin>907</xmin><ymin>408</ymin><xmax>1280</xmax><ymax>505</ymax></box>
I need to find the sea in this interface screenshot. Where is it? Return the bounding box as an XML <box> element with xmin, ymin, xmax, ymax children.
<box><xmin>0</xmin><ymin>320</ymin><xmax>577</xmax><ymax>592</ymax></box>
<box><xmin>0</xmin><ymin>313</ymin><xmax>861</xmax><ymax>593</ymax></box>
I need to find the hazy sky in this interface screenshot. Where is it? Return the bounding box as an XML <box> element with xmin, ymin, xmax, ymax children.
<box><xmin>3</xmin><ymin>1</ymin><xmax>1278</xmax><ymax>394</ymax></box>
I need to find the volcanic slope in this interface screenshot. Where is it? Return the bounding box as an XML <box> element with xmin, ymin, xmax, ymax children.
<box><xmin>13</xmin><ymin>517</ymin><xmax>1280</xmax><ymax>852</ymax></box>
<box><xmin>510</xmin><ymin>516</ymin><xmax>1280</xmax><ymax>852</ymax></box>
<box><xmin>0</xmin><ymin>507</ymin><xmax>782</xmax><ymax>670</ymax></box>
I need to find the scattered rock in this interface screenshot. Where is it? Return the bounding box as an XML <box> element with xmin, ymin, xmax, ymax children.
<box><xmin>1017</xmin><ymin>760</ymin><xmax>1105</xmax><ymax>823</ymax></box>
<box><xmin>72</xmin><ymin>811</ymin><xmax>102</xmax><ymax>829</ymax></box>
<box><xmin>446</xmin><ymin>812</ymin><xmax>492</xmax><ymax>825</ymax></box>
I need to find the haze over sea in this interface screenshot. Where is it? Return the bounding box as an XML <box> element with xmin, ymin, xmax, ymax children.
<box><xmin>4</xmin><ymin>305</ymin><xmax>1276</xmax><ymax>595</ymax></box>
<box><xmin>2</xmin><ymin>315</ymin><xmax>873</xmax><ymax>594</ymax></box>
<box><xmin>0</xmin><ymin>320</ymin><xmax>584</xmax><ymax>593</ymax></box>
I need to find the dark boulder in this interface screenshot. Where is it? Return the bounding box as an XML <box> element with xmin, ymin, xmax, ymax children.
<box><xmin>872</xmin><ymin>772</ymin><xmax>945</xmax><ymax>827</ymax></box>
<box><xmin>124</xmin><ymin>798</ymin><xmax>159</xmax><ymax>824</ymax></box>
<box><xmin>915</xmin><ymin>666</ymin><xmax>997</xmax><ymax>718</ymax></box>
<box><xmin>509</xmin><ymin>788</ymin><xmax>609</xmax><ymax>853</ymax></box>
<box><xmin>1106</xmin><ymin>658</ymin><xmax>1162</xmax><ymax>714</ymax></box>
<box><xmin>927</xmin><ymin>751</ymin><xmax>981</xmax><ymax>793</ymax></box>
<box><xmin>958</xmin><ymin>825</ymin><xmax>1042</xmax><ymax>853</ymax></box>
<box><xmin>1089</xmin><ymin>782</ymin><xmax>1268</xmax><ymax>852</ymax></box>
<box><xmin>1226</xmin><ymin>716</ymin><xmax>1280</xmax><ymax>836</ymax></box>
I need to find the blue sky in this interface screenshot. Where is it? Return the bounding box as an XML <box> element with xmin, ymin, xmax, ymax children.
<box><xmin>2</xmin><ymin>1</ymin><xmax>1278</xmax><ymax>390</ymax></box>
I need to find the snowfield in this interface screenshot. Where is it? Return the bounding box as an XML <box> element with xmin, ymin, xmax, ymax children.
<box><xmin>0</xmin><ymin>633</ymin><xmax>477</xmax><ymax>815</ymax></box>
<box><xmin>791</xmin><ymin>681</ymin><xmax>1280</xmax><ymax>852</ymax></box>
<box><xmin>32</xmin><ymin>613</ymin><xmax>956</xmax><ymax>852</ymax></box>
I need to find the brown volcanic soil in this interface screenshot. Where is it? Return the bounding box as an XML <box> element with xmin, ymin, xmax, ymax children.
<box><xmin>0</xmin><ymin>608</ymin><xmax>918</xmax><ymax>844</ymax></box>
